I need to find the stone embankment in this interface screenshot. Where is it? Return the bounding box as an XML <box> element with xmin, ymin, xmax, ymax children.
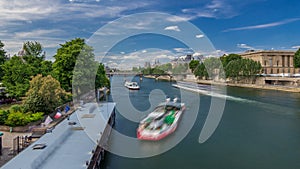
<box><xmin>184</xmin><ymin>79</ymin><xmax>300</xmax><ymax>93</ymax></box>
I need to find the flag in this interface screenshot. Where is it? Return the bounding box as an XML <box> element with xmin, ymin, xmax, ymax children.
<box><xmin>44</xmin><ymin>115</ymin><xmax>53</xmax><ymax>126</ymax></box>
<box><xmin>65</xmin><ymin>105</ymin><xmax>70</xmax><ymax>113</ymax></box>
<box><xmin>54</xmin><ymin>112</ymin><xmax>62</xmax><ymax>119</ymax></box>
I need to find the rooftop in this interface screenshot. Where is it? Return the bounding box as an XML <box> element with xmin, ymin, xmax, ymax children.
<box><xmin>1</xmin><ymin>102</ymin><xmax>116</xmax><ymax>169</ymax></box>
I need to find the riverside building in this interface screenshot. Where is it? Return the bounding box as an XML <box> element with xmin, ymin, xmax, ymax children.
<box><xmin>240</xmin><ymin>50</ymin><xmax>299</xmax><ymax>75</ymax></box>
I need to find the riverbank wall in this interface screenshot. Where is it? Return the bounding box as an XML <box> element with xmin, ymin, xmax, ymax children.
<box><xmin>143</xmin><ymin>75</ymin><xmax>300</xmax><ymax>93</ymax></box>
<box><xmin>183</xmin><ymin>79</ymin><xmax>300</xmax><ymax>93</ymax></box>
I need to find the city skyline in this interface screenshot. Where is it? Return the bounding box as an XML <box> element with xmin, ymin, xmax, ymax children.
<box><xmin>1</xmin><ymin>0</ymin><xmax>300</xmax><ymax>69</ymax></box>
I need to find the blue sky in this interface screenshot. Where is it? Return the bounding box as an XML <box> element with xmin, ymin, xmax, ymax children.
<box><xmin>1</xmin><ymin>0</ymin><xmax>300</xmax><ymax>69</ymax></box>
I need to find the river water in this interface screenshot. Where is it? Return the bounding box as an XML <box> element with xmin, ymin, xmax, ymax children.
<box><xmin>102</xmin><ymin>75</ymin><xmax>300</xmax><ymax>169</ymax></box>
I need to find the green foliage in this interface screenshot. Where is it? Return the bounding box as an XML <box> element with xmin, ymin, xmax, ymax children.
<box><xmin>0</xmin><ymin>40</ymin><xmax>8</xmax><ymax>81</ymax></box>
<box><xmin>156</xmin><ymin>63</ymin><xmax>172</xmax><ymax>72</ymax></box>
<box><xmin>171</xmin><ymin>63</ymin><xmax>188</xmax><ymax>74</ymax></box>
<box><xmin>0</xmin><ymin>109</ymin><xmax>9</xmax><ymax>125</ymax></box>
<box><xmin>189</xmin><ymin>60</ymin><xmax>200</xmax><ymax>73</ymax></box>
<box><xmin>1</xmin><ymin>56</ymin><xmax>32</xmax><ymax>98</ymax></box>
<box><xmin>1</xmin><ymin>41</ymin><xmax>50</xmax><ymax>99</ymax></box>
<box><xmin>5</xmin><ymin>112</ymin><xmax>29</xmax><ymax>127</ymax></box>
<box><xmin>9</xmin><ymin>105</ymin><xmax>24</xmax><ymax>113</ymax></box>
<box><xmin>4</xmin><ymin>111</ymin><xmax>44</xmax><ymax>127</ymax></box>
<box><xmin>220</xmin><ymin>54</ymin><xmax>242</xmax><ymax>67</ymax></box>
<box><xmin>141</xmin><ymin>66</ymin><xmax>168</xmax><ymax>75</ymax></box>
<box><xmin>194</xmin><ymin>63</ymin><xmax>208</xmax><ymax>79</ymax></box>
<box><xmin>52</xmin><ymin>38</ymin><xmax>86</xmax><ymax>92</ymax></box>
<box><xmin>22</xmin><ymin>41</ymin><xmax>44</xmax><ymax>58</ymax></box>
<box><xmin>23</xmin><ymin>74</ymin><xmax>69</xmax><ymax>114</ymax></box>
<box><xmin>132</xmin><ymin>67</ymin><xmax>140</xmax><ymax>72</ymax></box>
<box><xmin>225</xmin><ymin>58</ymin><xmax>262</xmax><ymax>80</ymax></box>
<box><xmin>95</xmin><ymin>63</ymin><xmax>110</xmax><ymax>89</ymax></box>
<box><xmin>40</xmin><ymin>60</ymin><xmax>53</xmax><ymax>76</ymax></box>
<box><xmin>142</xmin><ymin>67</ymin><xmax>152</xmax><ymax>75</ymax></box>
<box><xmin>294</xmin><ymin>48</ymin><xmax>300</xmax><ymax>68</ymax></box>
<box><xmin>28</xmin><ymin>112</ymin><xmax>44</xmax><ymax>122</ymax></box>
<box><xmin>203</xmin><ymin>57</ymin><xmax>224</xmax><ymax>79</ymax></box>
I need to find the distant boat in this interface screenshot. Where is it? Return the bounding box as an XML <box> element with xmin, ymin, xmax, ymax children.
<box><xmin>124</xmin><ymin>81</ymin><xmax>140</xmax><ymax>90</ymax></box>
<box><xmin>137</xmin><ymin>97</ymin><xmax>185</xmax><ymax>141</ymax></box>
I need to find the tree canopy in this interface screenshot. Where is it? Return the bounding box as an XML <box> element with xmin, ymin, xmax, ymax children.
<box><xmin>0</xmin><ymin>40</ymin><xmax>8</xmax><ymax>81</ymax></box>
<box><xmin>294</xmin><ymin>48</ymin><xmax>300</xmax><ymax>68</ymax></box>
<box><xmin>1</xmin><ymin>41</ymin><xmax>50</xmax><ymax>98</ymax></box>
<box><xmin>1</xmin><ymin>56</ymin><xmax>32</xmax><ymax>98</ymax></box>
<box><xmin>220</xmin><ymin>53</ymin><xmax>242</xmax><ymax>67</ymax></box>
<box><xmin>225</xmin><ymin>58</ymin><xmax>261</xmax><ymax>80</ymax></box>
<box><xmin>52</xmin><ymin>38</ymin><xmax>86</xmax><ymax>92</ymax></box>
<box><xmin>23</xmin><ymin>74</ymin><xmax>69</xmax><ymax>114</ymax></box>
<box><xmin>189</xmin><ymin>60</ymin><xmax>200</xmax><ymax>73</ymax></box>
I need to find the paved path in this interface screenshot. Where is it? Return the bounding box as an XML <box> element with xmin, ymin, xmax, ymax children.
<box><xmin>0</xmin><ymin>131</ymin><xmax>30</xmax><ymax>167</ymax></box>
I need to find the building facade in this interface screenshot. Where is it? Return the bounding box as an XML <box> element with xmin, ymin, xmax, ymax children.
<box><xmin>240</xmin><ymin>50</ymin><xmax>299</xmax><ymax>75</ymax></box>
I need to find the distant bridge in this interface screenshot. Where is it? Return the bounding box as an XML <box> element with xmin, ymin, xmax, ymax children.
<box><xmin>107</xmin><ymin>72</ymin><xmax>191</xmax><ymax>81</ymax></box>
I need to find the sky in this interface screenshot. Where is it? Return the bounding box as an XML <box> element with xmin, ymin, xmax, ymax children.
<box><xmin>1</xmin><ymin>0</ymin><xmax>300</xmax><ymax>69</ymax></box>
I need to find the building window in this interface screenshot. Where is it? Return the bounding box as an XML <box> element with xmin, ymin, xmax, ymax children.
<box><xmin>277</xmin><ymin>69</ymin><xmax>279</xmax><ymax>73</ymax></box>
<box><xmin>271</xmin><ymin>68</ymin><xmax>273</xmax><ymax>74</ymax></box>
<box><xmin>269</xmin><ymin>58</ymin><xmax>273</xmax><ymax>67</ymax></box>
<box><xmin>287</xmin><ymin>56</ymin><xmax>290</xmax><ymax>67</ymax></box>
<box><xmin>282</xmin><ymin>56</ymin><xmax>285</xmax><ymax>67</ymax></box>
<box><xmin>264</xmin><ymin>60</ymin><xmax>267</xmax><ymax>66</ymax></box>
<box><xmin>277</xmin><ymin>60</ymin><xmax>279</xmax><ymax>67</ymax></box>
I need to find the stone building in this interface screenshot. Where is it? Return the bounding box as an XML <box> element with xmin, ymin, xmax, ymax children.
<box><xmin>240</xmin><ymin>50</ymin><xmax>299</xmax><ymax>75</ymax></box>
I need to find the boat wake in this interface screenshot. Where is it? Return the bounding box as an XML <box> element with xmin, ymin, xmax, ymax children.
<box><xmin>173</xmin><ymin>81</ymin><xmax>298</xmax><ymax>115</ymax></box>
<box><xmin>172</xmin><ymin>82</ymin><xmax>255</xmax><ymax>103</ymax></box>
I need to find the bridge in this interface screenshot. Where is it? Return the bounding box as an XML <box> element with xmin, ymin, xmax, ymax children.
<box><xmin>106</xmin><ymin>71</ymin><xmax>191</xmax><ymax>81</ymax></box>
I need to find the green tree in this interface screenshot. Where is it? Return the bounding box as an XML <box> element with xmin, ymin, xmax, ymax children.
<box><xmin>1</xmin><ymin>41</ymin><xmax>51</xmax><ymax>98</ymax></box>
<box><xmin>225</xmin><ymin>58</ymin><xmax>261</xmax><ymax>82</ymax></box>
<box><xmin>52</xmin><ymin>38</ymin><xmax>86</xmax><ymax>92</ymax></box>
<box><xmin>0</xmin><ymin>40</ymin><xmax>8</xmax><ymax>81</ymax></box>
<box><xmin>22</xmin><ymin>41</ymin><xmax>44</xmax><ymax>58</ymax></box>
<box><xmin>95</xmin><ymin>63</ymin><xmax>110</xmax><ymax>89</ymax></box>
<box><xmin>203</xmin><ymin>57</ymin><xmax>224</xmax><ymax>79</ymax></box>
<box><xmin>294</xmin><ymin>48</ymin><xmax>300</xmax><ymax>68</ymax></box>
<box><xmin>40</xmin><ymin>60</ymin><xmax>53</xmax><ymax>76</ymax></box>
<box><xmin>157</xmin><ymin>63</ymin><xmax>172</xmax><ymax>72</ymax></box>
<box><xmin>23</xmin><ymin>74</ymin><xmax>69</xmax><ymax>113</ymax></box>
<box><xmin>72</xmin><ymin>42</ymin><xmax>110</xmax><ymax>97</ymax></box>
<box><xmin>189</xmin><ymin>60</ymin><xmax>200</xmax><ymax>73</ymax></box>
<box><xmin>142</xmin><ymin>67</ymin><xmax>152</xmax><ymax>75</ymax></box>
<box><xmin>172</xmin><ymin>63</ymin><xmax>188</xmax><ymax>74</ymax></box>
<box><xmin>22</xmin><ymin>41</ymin><xmax>46</xmax><ymax>75</ymax></box>
<box><xmin>2</xmin><ymin>56</ymin><xmax>32</xmax><ymax>98</ymax></box>
<box><xmin>194</xmin><ymin>62</ymin><xmax>208</xmax><ymax>79</ymax></box>
<box><xmin>220</xmin><ymin>53</ymin><xmax>242</xmax><ymax>67</ymax></box>
<box><xmin>152</xmin><ymin>67</ymin><xmax>166</xmax><ymax>74</ymax></box>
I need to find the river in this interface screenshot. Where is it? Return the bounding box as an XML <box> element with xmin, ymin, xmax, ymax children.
<box><xmin>102</xmin><ymin>75</ymin><xmax>300</xmax><ymax>169</ymax></box>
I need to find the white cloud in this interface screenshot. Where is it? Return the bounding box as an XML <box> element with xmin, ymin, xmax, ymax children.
<box><xmin>291</xmin><ymin>46</ymin><xmax>300</xmax><ymax>49</ymax></box>
<box><xmin>164</xmin><ymin>26</ymin><xmax>181</xmax><ymax>32</ymax></box>
<box><xmin>195</xmin><ymin>34</ymin><xmax>204</xmax><ymax>38</ymax></box>
<box><xmin>14</xmin><ymin>29</ymin><xmax>64</xmax><ymax>39</ymax></box>
<box><xmin>173</xmin><ymin>48</ymin><xmax>193</xmax><ymax>53</ymax></box>
<box><xmin>181</xmin><ymin>0</ymin><xmax>236</xmax><ymax>20</ymax></box>
<box><xmin>165</xmin><ymin>15</ymin><xmax>192</xmax><ymax>22</ymax></box>
<box><xmin>223</xmin><ymin>18</ymin><xmax>300</xmax><ymax>32</ymax></box>
<box><xmin>192</xmin><ymin>52</ymin><xmax>202</xmax><ymax>57</ymax></box>
<box><xmin>102</xmin><ymin>49</ymin><xmax>178</xmax><ymax>69</ymax></box>
<box><xmin>237</xmin><ymin>43</ymin><xmax>254</xmax><ymax>49</ymax></box>
<box><xmin>0</xmin><ymin>0</ymin><xmax>152</xmax><ymax>26</ymax></box>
